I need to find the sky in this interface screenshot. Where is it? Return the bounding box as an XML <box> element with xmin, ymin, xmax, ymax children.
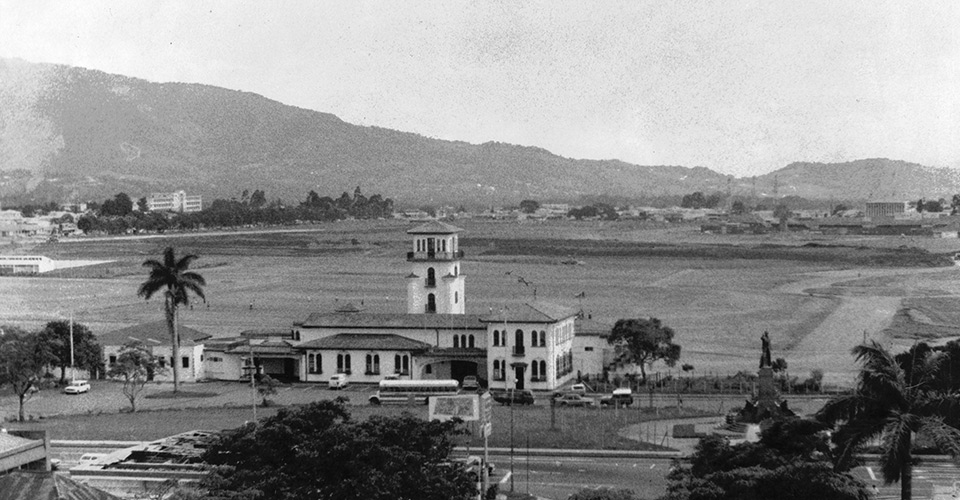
<box><xmin>1</xmin><ymin>1</ymin><xmax>958</xmax><ymax>177</ymax></box>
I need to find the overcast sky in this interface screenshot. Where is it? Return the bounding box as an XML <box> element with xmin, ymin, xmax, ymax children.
<box><xmin>1</xmin><ymin>1</ymin><xmax>958</xmax><ymax>177</ymax></box>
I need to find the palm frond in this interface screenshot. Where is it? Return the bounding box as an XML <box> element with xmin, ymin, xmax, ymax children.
<box><xmin>175</xmin><ymin>253</ymin><xmax>200</xmax><ymax>271</ymax></box>
<box><xmin>918</xmin><ymin>415</ymin><xmax>960</xmax><ymax>458</ymax></box>
<box><xmin>830</xmin><ymin>415</ymin><xmax>887</xmax><ymax>471</ymax></box>
<box><xmin>877</xmin><ymin>412</ymin><xmax>913</xmax><ymax>484</ymax></box>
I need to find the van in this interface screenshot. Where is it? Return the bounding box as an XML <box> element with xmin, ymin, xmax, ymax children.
<box><xmin>328</xmin><ymin>374</ymin><xmax>348</xmax><ymax>390</ymax></box>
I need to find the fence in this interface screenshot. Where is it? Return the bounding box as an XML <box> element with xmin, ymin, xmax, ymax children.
<box><xmin>577</xmin><ymin>370</ymin><xmax>848</xmax><ymax>397</ymax></box>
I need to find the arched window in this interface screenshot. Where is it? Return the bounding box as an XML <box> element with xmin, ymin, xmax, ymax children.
<box><xmin>531</xmin><ymin>360</ymin><xmax>539</xmax><ymax>380</ymax></box>
<box><xmin>454</xmin><ymin>336</ymin><xmax>460</xmax><ymax>348</ymax></box>
<box><xmin>531</xmin><ymin>331</ymin><xmax>537</xmax><ymax>346</ymax></box>
<box><xmin>402</xmin><ymin>355</ymin><xmax>410</xmax><ymax>374</ymax></box>
<box><xmin>515</xmin><ymin>329</ymin><xmax>524</xmax><ymax>347</ymax></box>
<box><xmin>308</xmin><ymin>353</ymin><xmax>317</xmax><ymax>373</ymax></box>
<box><xmin>373</xmin><ymin>354</ymin><xmax>380</xmax><ymax>374</ymax></box>
<box><xmin>366</xmin><ymin>354</ymin><xmax>373</xmax><ymax>373</ymax></box>
<box><xmin>426</xmin><ymin>293</ymin><xmax>436</xmax><ymax>313</ymax></box>
<box><xmin>454</xmin><ymin>291</ymin><xmax>458</xmax><ymax>304</ymax></box>
<box><xmin>338</xmin><ymin>353</ymin><xmax>351</xmax><ymax>374</ymax></box>
<box><xmin>493</xmin><ymin>330</ymin><xmax>500</xmax><ymax>346</ymax></box>
<box><xmin>395</xmin><ymin>354</ymin><xmax>401</xmax><ymax>374</ymax></box>
<box><xmin>539</xmin><ymin>360</ymin><xmax>546</xmax><ymax>380</ymax></box>
<box><xmin>426</xmin><ymin>268</ymin><xmax>436</xmax><ymax>287</ymax></box>
<box><xmin>468</xmin><ymin>335</ymin><xmax>475</xmax><ymax>348</ymax></box>
<box><xmin>493</xmin><ymin>360</ymin><xmax>500</xmax><ymax>380</ymax></box>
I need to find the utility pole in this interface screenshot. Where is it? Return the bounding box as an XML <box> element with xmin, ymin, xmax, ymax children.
<box><xmin>249</xmin><ymin>340</ymin><xmax>257</xmax><ymax>423</ymax></box>
<box><xmin>69</xmin><ymin>311</ymin><xmax>75</xmax><ymax>381</ymax></box>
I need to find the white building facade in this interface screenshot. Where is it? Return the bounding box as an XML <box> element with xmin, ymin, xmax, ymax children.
<box><xmin>147</xmin><ymin>191</ymin><xmax>203</xmax><ymax>213</ymax></box>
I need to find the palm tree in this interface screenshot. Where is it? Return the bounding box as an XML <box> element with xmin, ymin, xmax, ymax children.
<box><xmin>817</xmin><ymin>341</ymin><xmax>960</xmax><ymax>500</ymax></box>
<box><xmin>138</xmin><ymin>247</ymin><xmax>206</xmax><ymax>393</ymax></box>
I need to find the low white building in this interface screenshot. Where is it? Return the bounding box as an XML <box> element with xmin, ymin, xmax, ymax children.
<box><xmin>0</xmin><ymin>255</ymin><xmax>56</xmax><ymax>274</ymax></box>
<box><xmin>146</xmin><ymin>191</ymin><xmax>202</xmax><ymax>213</ymax></box>
<box><xmin>572</xmin><ymin>316</ymin><xmax>614</xmax><ymax>379</ymax></box>
<box><xmin>101</xmin><ymin>321</ymin><xmax>210</xmax><ymax>382</ymax></box>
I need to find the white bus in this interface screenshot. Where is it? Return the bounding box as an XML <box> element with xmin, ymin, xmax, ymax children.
<box><xmin>369</xmin><ymin>379</ymin><xmax>460</xmax><ymax>405</ymax></box>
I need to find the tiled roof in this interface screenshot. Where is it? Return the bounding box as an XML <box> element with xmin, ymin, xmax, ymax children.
<box><xmin>298</xmin><ymin>312</ymin><xmax>486</xmax><ymax>330</ymax></box>
<box><xmin>0</xmin><ymin>471</ymin><xmax>122</xmax><ymax>500</ymax></box>
<box><xmin>406</xmin><ymin>220</ymin><xmax>462</xmax><ymax>234</ymax></box>
<box><xmin>98</xmin><ymin>321</ymin><xmax>211</xmax><ymax>347</ymax></box>
<box><xmin>575</xmin><ymin>317</ymin><xmax>613</xmax><ymax>337</ymax></box>
<box><xmin>240</xmin><ymin>328</ymin><xmax>295</xmax><ymax>339</ymax></box>
<box><xmin>480</xmin><ymin>302</ymin><xmax>578</xmax><ymax>323</ymax></box>
<box><xmin>296</xmin><ymin>334</ymin><xmax>432</xmax><ymax>351</ymax></box>
<box><xmin>226</xmin><ymin>341</ymin><xmax>297</xmax><ymax>355</ymax></box>
<box><xmin>201</xmin><ymin>336</ymin><xmax>247</xmax><ymax>351</ymax></box>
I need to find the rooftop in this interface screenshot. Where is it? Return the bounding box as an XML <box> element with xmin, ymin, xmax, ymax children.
<box><xmin>406</xmin><ymin>220</ymin><xmax>462</xmax><ymax>234</ymax></box>
<box><xmin>298</xmin><ymin>311</ymin><xmax>485</xmax><ymax>330</ymax></box>
<box><xmin>480</xmin><ymin>302</ymin><xmax>578</xmax><ymax>324</ymax></box>
<box><xmin>297</xmin><ymin>333</ymin><xmax>433</xmax><ymax>351</ymax></box>
<box><xmin>98</xmin><ymin>321</ymin><xmax>212</xmax><ymax>347</ymax></box>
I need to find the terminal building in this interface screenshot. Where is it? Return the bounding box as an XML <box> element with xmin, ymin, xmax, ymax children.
<box><xmin>0</xmin><ymin>255</ymin><xmax>56</xmax><ymax>274</ymax></box>
<box><xmin>146</xmin><ymin>191</ymin><xmax>202</xmax><ymax>213</ymax></box>
<box><xmin>203</xmin><ymin>221</ymin><xmax>581</xmax><ymax>391</ymax></box>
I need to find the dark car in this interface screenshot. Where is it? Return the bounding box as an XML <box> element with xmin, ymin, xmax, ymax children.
<box><xmin>599</xmin><ymin>388</ymin><xmax>634</xmax><ymax>407</ymax></box>
<box><xmin>555</xmin><ymin>393</ymin><xmax>595</xmax><ymax>407</ymax></box>
<box><xmin>489</xmin><ymin>389</ymin><xmax>535</xmax><ymax>405</ymax></box>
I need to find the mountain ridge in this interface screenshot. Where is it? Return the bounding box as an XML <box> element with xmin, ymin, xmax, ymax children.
<box><xmin>2</xmin><ymin>58</ymin><xmax>958</xmax><ymax>206</ymax></box>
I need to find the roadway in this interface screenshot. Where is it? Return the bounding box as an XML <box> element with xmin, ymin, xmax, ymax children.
<box><xmin>52</xmin><ymin>443</ymin><xmax>960</xmax><ymax>500</ymax></box>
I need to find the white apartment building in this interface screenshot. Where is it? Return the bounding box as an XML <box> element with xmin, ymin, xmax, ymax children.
<box><xmin>147</xmin><ymin>191</ymin><xmax>202</xmax><ymax>213</ymax></box>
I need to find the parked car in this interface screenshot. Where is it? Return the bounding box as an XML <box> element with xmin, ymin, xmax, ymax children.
<box><xmin>63</xmin><ymin>380</ymin><xmax>90</xmax><ymax>394</ymax></box>
<box><xmin>551</xmin><ymin>382</ymin><xmax>589</xmax><ymax>400</ymax></box>
<box><xmin>328</xmin><ymin>374</ymin><xmax>349</xmax><ymax>390</ymax></box>
<box><xmin>600</xmin><ymin>388</ymin><xmax>634</xmax><ymax>407</ymax></box>
<box><xmin>489</xmin><ymin>388</ymin><xmax>535</xmax><ymax>405</ymax></box>
<box><xmin>555</xmin><ymin>393</ymin><xmax>595</xmax><ymax>407</ymax></box>
<box><xmin>462</xmin><ymin>375</ymin><xmax>480</xmax><ymax>391</ymax></box>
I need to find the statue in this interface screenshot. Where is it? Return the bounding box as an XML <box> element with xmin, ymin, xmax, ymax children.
<box><xmin>760</xmin><ymin>331</ymin><xmax>772</xmax><ymax>368</ymax></box>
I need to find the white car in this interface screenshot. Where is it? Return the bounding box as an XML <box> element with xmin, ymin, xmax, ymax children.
<box><xmin>328</xmin><ymin>374</ymin><xmax>348</xmax><ymax>390</ymax></box>
<box><xmin>63</xmin><ymin>380</ymin><xmax>90</xmax><ymax>394</ymax></box>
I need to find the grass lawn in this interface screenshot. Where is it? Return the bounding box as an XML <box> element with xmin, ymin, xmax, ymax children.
<box><xmin>22</xmin><ymin>401</ymin><xmax>708</xmax><ymax>451</ymax></box>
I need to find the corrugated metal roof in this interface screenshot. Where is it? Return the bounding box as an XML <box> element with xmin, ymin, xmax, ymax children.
<box><xmin>296</xmin><ymin>333</ymin><xmax>432</xmax><ymax>351</ymax></box>
<box><xmin>98</xmin><ymin>321</ymin><xmax>211</xmax><ymax>347</ymax></box>
<box><xmin>406</xmin><ymin>220</ymin><xmax>462</xmax><ymax>234</ymax></box>
<box><xmin>480</xmin><ymin>302</ymin><xmax>578</xmax><ymax>323</ymax></box>
<box><xmin>299</xmin><ymin>312</ymin><xmax>486</xmax><ymax>330</ymax></box>
<box><xmin>0</xmin><ymin>472</ymin><xmax>121</xmax><ymax>500</ymax></box>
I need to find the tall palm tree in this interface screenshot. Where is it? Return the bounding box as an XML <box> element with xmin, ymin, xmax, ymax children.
<box><xmin>138</xmin><ymin>247</ymin><xmax>206</xmax><ymax>393</ymax></box>
<box><xmin>817</xmin><ymin>341</ymin><xmax>960</xmax><ymax>500</ymax></box>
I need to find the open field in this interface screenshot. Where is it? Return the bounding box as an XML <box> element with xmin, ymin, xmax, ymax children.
<box><xmin>5</xmin><ymin>219</ymin><xmax>960</xmax><ymax>387</ymax></box>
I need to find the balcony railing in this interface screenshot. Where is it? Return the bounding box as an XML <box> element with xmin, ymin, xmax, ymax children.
<box><xmin>512</xmin><ymin>346</ymin><xmax>525</xmax><ymax>357</ymax></box>
<box><xmin>407</xmin><ymin>250</ymin><xmax>465</xmax><ymax>262</ymax></box>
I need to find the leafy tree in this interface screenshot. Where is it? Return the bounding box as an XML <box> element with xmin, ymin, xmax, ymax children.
<box><xmin>256</xmin><ymin>374</ymin><xmax>279</xmax><ymax>406</ymax></box>
<box><xmin>137</xmin><ymin>197</ymin><xmax>149</xmax><ymax>212</ymax></box>
<box><xmin>38</xmin><ymin>320</ymin><xmax>103</xmax><ymax>383</ymax></box>
<box><xmin>249</xmin><ymin>189</ymin><xmax>267</xmax><ymax>209</ymax></box>
<box><xmin>773</xmin><ymin>204</ymin><xmax>792</xmax><ymax>230</ymax></box>
<box><xmin>771</xmin><ymin>357</ymin><xmax>788</xmax><ymax>373</ymax></box>
<box><xmin>101</xmin><ymin>192</ymin><xmax>134</xmax><ymax>217</ymax></box>
<box><xmin>200</xmin><ymin>400</ymin><xmax>475</xmax><ymax>500</ymax></box>
<box><xmin>519</xmin><ymin>199</ymin><xmax>540</xmax><ymax>214</ymax></box>
<box><xmin>138</xmin><ymin>247</ymin><xmax>206</xmax><ymax>393</ymax></box>
<box><xmin>108</xmin><ymin>341</ymin><xmax>166</xmax><ymax>412</ymax></box>
<box><xmin>923</xmin><ymin>199</ymin><xmax>943</xmax><ymax>212</ymax></box>
<box><xmin>817</xmin><ymin>341</ymin><xmax>960</xmax><ymax>500</ymax></box>
<box><xmin>664</xmin><ymin>419</ymin><xmax>868</xmax><ymax>500</ymax></box>
<box><xmin>730</xmin><ymin>200</ymin><xmax>747</xmax><ymax>215</ymax></box>
<box><xmin>915</xmin><ymin>198</ymin><xmax>924</xmax><ymax>213</ymax></box>
<box><xmin>567</xmin><ymin>487</ymin><xmax>639</xmax><ymax>500</ymax></box>
<box><xmin>0</xmin><ymin>327</ymin><xmax>56</xmax><ymax>422</ymax></box>
<box><xmin>608</xmin><ymin>318</ymin><xmax>681</xmax><ymax>383</ymax></box>
<box><xmin>951</xmin><ymin>194</ymin><xmax>960</xmax><ymax>215</ymax></box>
<box><xmin>832</xmin><ymin>204</ymin><xmax>849</xmax><ymax>216</ymax></box>
<box><xmin>681</xmin><ymin>192</ymin><xmax>706</xmax><ymax>209</ymax></box>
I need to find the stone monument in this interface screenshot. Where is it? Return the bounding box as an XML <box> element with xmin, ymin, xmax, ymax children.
<box><xmin>737</xmin><ymin>331</ymin><xmax>794</xmax><ymax>423</ymax></box>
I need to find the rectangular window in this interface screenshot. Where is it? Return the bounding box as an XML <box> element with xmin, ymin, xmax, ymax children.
<box><xmin>584</xmin><ymin>347</ymin><xmax>594</xmax><ymax>352</ymax></box>
<box><xmin>109</xmin><ymin>355</ymin><xmax>117</xmax><ymax>365</ymax></box>
<box><xmin>182</xmin><ymin>357</ymin><xmax>190</xmax><ymax>368</ymax></box>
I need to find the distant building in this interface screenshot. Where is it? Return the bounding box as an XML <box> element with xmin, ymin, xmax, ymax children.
<box><xmin>0</xmin><ymin>255</ymin><xmax>56</xmax><ymax>274</ymax></box>
<box><xmin>146</xmin><ymin>191</ymin><xmax>202</xmax><ymax>213</ymax></box>
<box><xmin>100</xmin><ymin>321</ymin><xmax>211</xmax><ymax>382</ymax></box>
<box><xmin>0</xmin><ymin>429</ymin><xmax>51</xmax><ymax>474</ymax></box>
<box><xmin>865</xmin><ymin>201</ymin><xmax>907</xmax><ymax>218</ymax></box>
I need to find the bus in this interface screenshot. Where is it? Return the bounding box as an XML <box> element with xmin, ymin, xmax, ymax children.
<box><xmin>368</xmin><ymin>379</ymin><xmax>460</xmax><ymax>405</ymax></box>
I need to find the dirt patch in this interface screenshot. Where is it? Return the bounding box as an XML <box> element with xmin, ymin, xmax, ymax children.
<box><xmin>883</xmin><ymin>307</ymin><xmax>960</xmax><ymax>339</ymax></box>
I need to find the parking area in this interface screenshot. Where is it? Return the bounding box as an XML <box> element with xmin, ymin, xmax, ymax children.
<box><xmin>0</xmin><ymin>380</ymin><xmax>382</xmax><ymax>421</ymax></box>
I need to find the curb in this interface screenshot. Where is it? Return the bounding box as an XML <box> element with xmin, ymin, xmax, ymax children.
<box><xmin>456</xmin><ymin>446</ymin><xmax>682</xmax><ymax>459</ymax></box>
<box><xmin>51</xmin><ymin>440</ymin><xmax>148</xmax><ymax>448</ymax></box>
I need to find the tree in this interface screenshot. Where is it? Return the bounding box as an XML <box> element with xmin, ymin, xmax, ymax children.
<box><xmin>519</xmin><ymin>199</ymin><xmax>540</xmax><ymax>214</ymax></box>
<box><xmin>730</xmin><ymin>200</ymin><xmax>746</xmax><ymax>215</ymax></box>
<box><xmin>108</xmin><ymin>341</ymin><xmax>166</xmax><ymax>413</ymax></box>
<box><xmin>256</xmin><ymin>374</ymin><xmax>279</xmax><ymax>406</ymax></box>
<box><xmin>249</xmin><ymin>189</ymin><xmax>267</xmax><ymax>209</ymax></box>
<box><xmin>607</xmin><ymin>318</ymin><xmax>681</xmax><ymax>383</ymax></box>
<box><xmin>951</xmin><ymin>194</ymin><xmax>960</xmax><ymax>215</ymax></box>
<box><xmin>664</xmin><ymin>419</ymin><xmax>869</xmax><ymax>500</ymax></box>
<box><xmin>38</xmin><ymin>320</ymin><xmax>103</xmax><ymax>384</ymax></box>
<box><xmin>0</xmin><ymin>327</ymin><xmax>56</xmax><ymax>422</ymax></box>
<box><xmin>138</xmin><ymin>247</ymin><xmax>206</xmax><ymax>393</ymax></box>
<box><xmin>773</xmin><ymin>204</ymin><xmax>792</xmax><ymax>230</ymax></box>
<box><xmin>771</xmin><ymin>357</ymin><xmax>788</xmax><ymax>373</ymax></box>
<box><xmin>681</xmin><ymin>192</ymin><xmax>706</xmax><ymax>209</ymax></box>
<box><xmin>817</xmin><ymin>341</ymin><xmax>960</xmax><ymax>500</ymax></box>
<box><xmin>915</xmin><ymin>198</ymin><xmax>924</xmax><ymax>213</ymax></box>
<box><xmin>832</xmin><ymin>204</ymin><xmax>849</xmax><ymax>216</ymax></box>
<box><xmin>200</xmin><ymin>400</ymin><xmax>475</xmax><ymax>500</ymax></box>
<box><xmin>923</xmin><ymin>199</ymin><xmax>943</xmax><ymax>212</ymax></box>
<box><xmin>138</xmin><ymin>197</ymin><xmax>150</xmax><ymax>212</ymax></box>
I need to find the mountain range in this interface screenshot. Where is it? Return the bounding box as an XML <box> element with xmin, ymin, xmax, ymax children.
<box><xmin>2</xmin><ymin>58</ymin><xmax>959</xmax><ymax>207</ymax></box>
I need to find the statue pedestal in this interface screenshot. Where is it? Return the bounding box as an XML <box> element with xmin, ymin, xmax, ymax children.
<box><xmin>756</xmin><ymin>367</ymin><xmax>779</xmax><ymax>414</ymax></box>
